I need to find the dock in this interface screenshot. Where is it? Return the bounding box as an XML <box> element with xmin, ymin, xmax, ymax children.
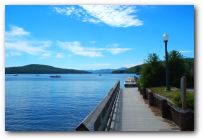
<box><xmin>110</xmin><ymin>87</ymin><xmax>179</xmax><ymax>131</ymax></box>
<box><xmin>124</xmin><ymin>77</ymin><xmax>137</xmax><ymax>87</ymax></box>
<box><xmin>76</xmin><ymin>78</ymin><xmax>179</xmax><ymax>131</ymax></box>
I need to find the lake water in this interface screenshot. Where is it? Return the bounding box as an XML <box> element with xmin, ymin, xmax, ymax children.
<box><xmin>5</xmin><ymin>74</ymin><xmax>135</xmax><ymax>131</ymax></box>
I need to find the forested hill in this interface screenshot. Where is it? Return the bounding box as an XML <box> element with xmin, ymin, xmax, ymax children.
<box><xmin>5</xmin><ymin>64</ymin><xmax>91</xmax><ymax>74</ymax></box>
<box><xmin>112</xmin><ymin>64</ymin><xmax>143</xmax><ymax>74</ymax></box>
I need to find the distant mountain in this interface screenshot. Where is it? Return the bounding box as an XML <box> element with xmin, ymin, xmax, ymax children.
<box><xmin>5</xmin><ymin>64</ymin><xmax>91</xmax><ymax>74</ymax></box>
<box><xmin>112</xmin><ymin>64</ymin><xmax>143</xmax><ymax>74</ymax></box>
<box><xmin>88</xmin><ymin>67</ymin><xmax>127</xmax><ymax>74</ymax></box>
<box><xmin>125</xmin><ymin>64</ymin><xmax>143</xmax><ymax>74</ymax></box>
<box><xmin>118</xmin><ymin>67</ymin><xmax>128</xmax><ymax>70</ymax></box>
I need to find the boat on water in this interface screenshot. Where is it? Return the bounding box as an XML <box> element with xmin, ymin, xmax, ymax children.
<box><xmin>124</xmin><ymin>77</ymin><xmax>137</xmax><ymax>87</ymax></box>
<box><xmin>50</xmin><ymin>75</ymin><xmax>61</xmax><ymax>78</ymax></box>
<box><xmin>13</xmin><ymin>74</ymin><xmax>18</xmax><ymax>76</ymax></box>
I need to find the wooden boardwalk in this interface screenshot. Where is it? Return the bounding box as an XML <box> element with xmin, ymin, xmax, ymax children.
<box><xmin>110</xmin><ymin>87</ymin><xmax>180</xmax><ymax>131</ymax></box>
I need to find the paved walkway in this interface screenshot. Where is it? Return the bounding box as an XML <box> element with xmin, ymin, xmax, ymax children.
<box><xmin>110</xmin><ymin>87</ymin><xmax>179</xmax><ymax>131</ymax></box>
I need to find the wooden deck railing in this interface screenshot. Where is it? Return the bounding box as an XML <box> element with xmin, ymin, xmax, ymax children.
<box><xmin>75</xmin><ymin>81</ymin><xmax>120</xmax><ymax>131</ymax></box>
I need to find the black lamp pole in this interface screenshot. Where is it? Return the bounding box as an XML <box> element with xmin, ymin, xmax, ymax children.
<box><xmin>164</xmin><ymin>33</ymin><xmax>170</xmax><ymax>91</ymax></box>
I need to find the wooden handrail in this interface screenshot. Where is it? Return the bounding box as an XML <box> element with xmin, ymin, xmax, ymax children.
<box><xmin>75</xmin><ymin>81</ymin><xmax>120</xmax><ymax>131</ymax></box>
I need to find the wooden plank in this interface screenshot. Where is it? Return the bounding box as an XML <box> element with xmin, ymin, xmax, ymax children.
<box><xmin>112</xmin><ymin>88</ymin><xmax>180</xmax><ymax>131</ymax></box>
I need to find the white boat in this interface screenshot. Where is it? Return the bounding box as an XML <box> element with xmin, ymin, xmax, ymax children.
<box><xmin>124</xmin><ymin>77</ymin><xmax>137</xmax><ymax>87</ymax></box>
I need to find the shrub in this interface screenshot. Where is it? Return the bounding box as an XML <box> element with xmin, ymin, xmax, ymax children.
<box><xmin>150</xmin><ymin>87</ymin><xmax>194</xmax><ymax>110</ymax></box>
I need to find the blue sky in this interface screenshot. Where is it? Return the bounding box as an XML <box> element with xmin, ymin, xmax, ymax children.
<box><xmin>5</xmin><ymin>5</ymin><xmax>194</xmax><ymax>70</ymax></box>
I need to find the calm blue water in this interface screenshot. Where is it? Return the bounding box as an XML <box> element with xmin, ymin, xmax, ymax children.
<box><xmin>5</xmin><ymin>74</ymin><xmax>134</xmax><ymax>131</ymax></box>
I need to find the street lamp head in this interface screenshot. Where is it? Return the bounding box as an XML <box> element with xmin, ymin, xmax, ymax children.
<box><xmin>163</xmin><ymin>32</ymin><xmax>168</xmax><ymax>42</ymax></box>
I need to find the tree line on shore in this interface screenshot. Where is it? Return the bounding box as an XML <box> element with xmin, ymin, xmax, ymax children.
<box><xmin>138</xmin><ymin>50</ymin><xmax>194</xmax><ymax>88</ymax></box>
<box><xmin>112</xmin><ymin>50</ymin><xmax>194</xmax><ymax>88</ymax></box>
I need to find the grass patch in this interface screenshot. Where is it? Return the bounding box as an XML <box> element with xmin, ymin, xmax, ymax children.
<box><xmin>150</xmin><ymin>87</ymin><xmax>194</xmax><ymax>110</ymax></box>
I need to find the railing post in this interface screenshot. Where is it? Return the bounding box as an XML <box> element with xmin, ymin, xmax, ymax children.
<box><xmin>148</xmin><ymin>90</ymin><xmax>154</xmax><ymax>106</ymax></box>
<box><xmin>143</xmin><ymin>88</ymin><xmax>147</xmax><ymax>99</ymax></box>
<box><xmin>180</xmin><ymin>76</ymin><xmax>187</xmax><ymax>110</ymax></box>
<box><xmin>160</xmin><ymin>99</ymin><xmax>171</xmax><ymax>119</ymax></box>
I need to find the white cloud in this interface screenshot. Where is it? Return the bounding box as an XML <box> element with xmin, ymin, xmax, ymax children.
<box><xmin>57</xmin><ymin>41</ymin><xmax>103</xmax><ymax>57</ymax></box>
<box><xmin>57</xmin><ymin>41</ymin><xmax>131</xmax><ymax>57</ymax></box>
<box><xmin>5</xmin><ymin>26</ymin><xmax>131</xmax><ymax>59</ymax></box>
<box><xmin>81</xmin><ymin>5</ymin><xmax>143</xmax><ymax>27</ymax></box>
<box><xmin>5</xmin><ymin>25</ymin><xmax>52</xmax><ymax>58</ymax></box>
<box><xmin>56</xmin><ymin>53</ymin><xmax>64</xmax><ymax>58</ymax></box>
<box><xmin>6</xmin><ymin>41</ymin><xmax>51</xmax><ymax>55</ymax></box>
<box><xmin>53</xmin><ymin>6</ymin><xmax>76</xmax><ymax>16</ymax></box>
<box><xmin>53</xmin><ymin>5</ymin><xmax>143</xmax><ymax>27</ymax></box>
<box><xmin>107</xmin><ymin>47</ymin><xmax>131</xmax><ymax>55</ymax></box>
<box><xmin>6</xmin><ymin>25</ymin><xmax>30</xmax><ymax>37</ymax></box>
<box><xmin>40</xmin><ymin>52</ymin><xmax>52</xmax><ymax>58</ymax></box>
<box><xmin>105</xmin><ymin>44</ymin><xmax>131</xmax><ymax>54</ymax></box>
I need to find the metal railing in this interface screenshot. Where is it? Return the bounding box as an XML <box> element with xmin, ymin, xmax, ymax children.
<box><xmin>75</xmin><ymin>81</ymin><xmax>120</xmax><ymax>131</ymax></box>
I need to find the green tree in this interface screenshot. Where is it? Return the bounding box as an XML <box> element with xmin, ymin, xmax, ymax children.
<box><xmin>168</xmin><ymin>50</ymin><xmax>186</xmax><ymax>87</ymax></box>
<box><xmin>184</xmin><ymin>58</ymin><xmax>194</xmax><ymax>88</ymax></box>
<box><xmin>138</xmin><ymin>50</ymin><xmax>194</xmax><ymax>88</ymax></box>
<box><xmin>140</xmin><ymin>53</ymin><xmax>165</xmax><ymax>87</ymax></box>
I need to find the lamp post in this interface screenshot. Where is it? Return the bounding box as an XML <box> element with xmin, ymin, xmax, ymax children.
<box><xmin>163</xmin><ymin>32</ymin><xmax>170</xmax><ymax>91</ymax></box>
